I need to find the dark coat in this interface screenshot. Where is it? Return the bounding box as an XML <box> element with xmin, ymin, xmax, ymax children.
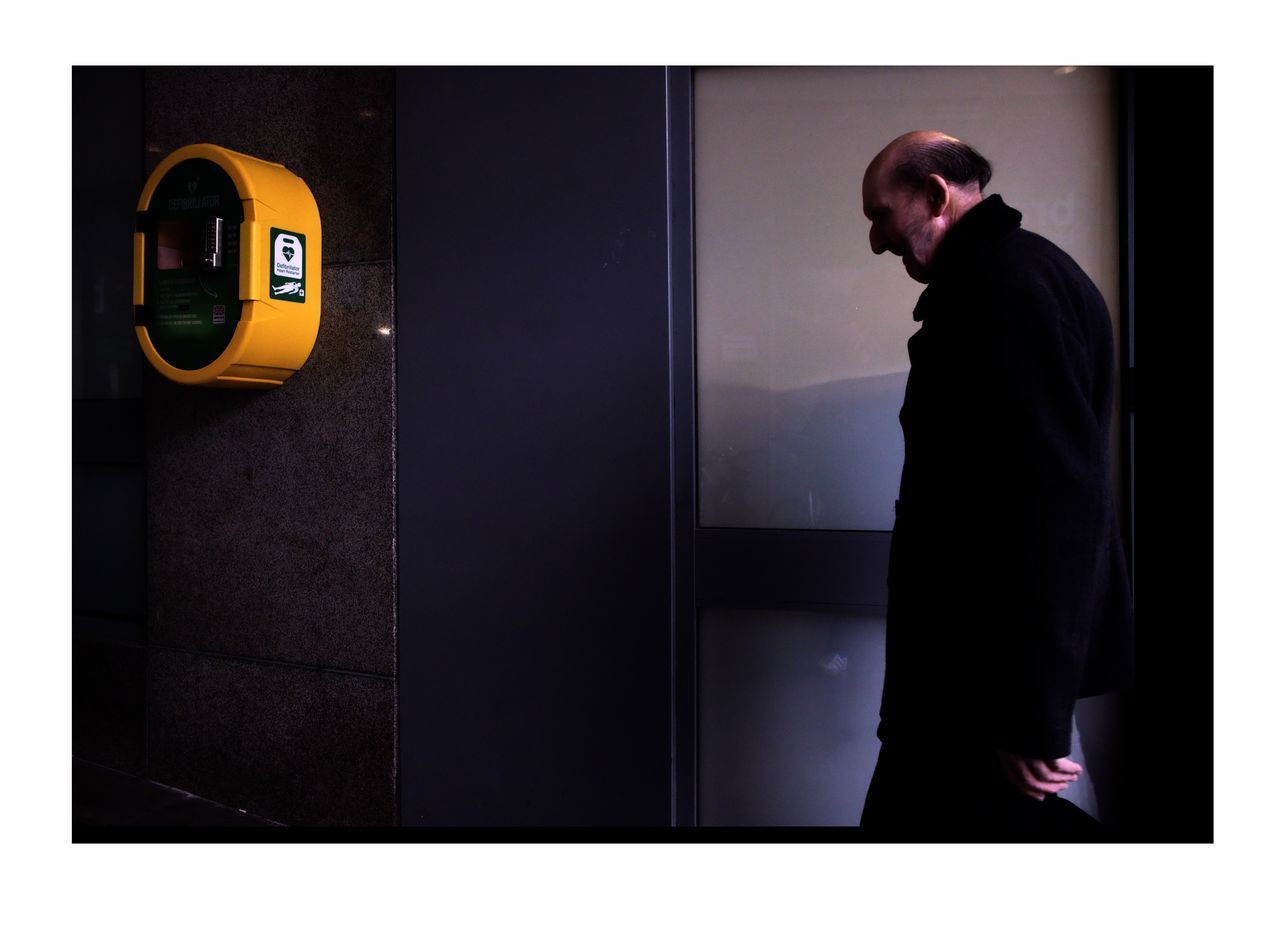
<box><xmin>881</xmin><ymin>195</ymin><xmax>1134</xmax><ymax>760</ymax></box>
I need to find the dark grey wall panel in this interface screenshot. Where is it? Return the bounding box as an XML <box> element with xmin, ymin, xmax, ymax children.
<box><xmin>73</xmin><ymin>640</ymin><xmax>146</xmax><ymax>774</ymax></box>
<box><xmin>73</xmin><ymin>67</ymin><xmax>145</xmax><ymax>401</ymax></box>
<box><xmin>72</xmin><ymin>67</ymin><xmax>147</xmax><ymax>774</ymax></box>
<box><xmin>73</xmin><ymin>462</ymin><xmax>146</xmax><ymax>620</ymax></box>
<box><xmin>397</xmin><ymin>67</ymin><xmax>673</xmax><ymax>826</ymax></box>
<box><xmin>73</xmin><ymin>398</ymin><xmax>145</xmax><ymax>464</ymax></box>
<box><xmin>147</xmin><ymin>648</ymin><xmax>395</xmax><ymax>826</ymax></box>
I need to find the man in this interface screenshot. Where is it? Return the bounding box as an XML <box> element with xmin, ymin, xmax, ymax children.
<box><xmin>858</xmin><ymin>131</ymin><xmax>1133</xmax><ymax>839</ymax></box>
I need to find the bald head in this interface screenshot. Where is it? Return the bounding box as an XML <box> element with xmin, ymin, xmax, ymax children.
<box><xmin>861</xmin><ymin>131</ymin><xmax>992</xmax><ymax>283</ymax></box>
<box><xmin>864</xmin><ymin>131</ymin><xmax>993</xmax><ymax>198</ymax></box>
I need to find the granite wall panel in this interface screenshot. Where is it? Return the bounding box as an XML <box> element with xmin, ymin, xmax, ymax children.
<box><xmin>144</xmin><ymin>66</ymin><xmax>394</xmax><ymax>264</ymax></box>
<box><xmin>147</xmin><ymin>648</ymin><xmax>396</xmax><ymax>826</ymax></box>
<box><xmin>141</xmin><ymin>67</ymin><xmax>397</xmax><ymax>825</ymax></box>
<box><xmin>146</xmin><ymin>263</ymin><xmax>395</xmax><ymax>675</ymax></box>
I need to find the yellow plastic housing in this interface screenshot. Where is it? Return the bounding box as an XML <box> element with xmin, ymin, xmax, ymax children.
<box><xmin>134</xmin><ymin>144</ymin><xmax>322</xmax><ymax>388</ymax></box>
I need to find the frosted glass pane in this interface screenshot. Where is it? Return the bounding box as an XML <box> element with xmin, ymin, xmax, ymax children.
<box><xmin>698</xmin><ymin>608</ymin><xmax>886</xmax><ymax>826</ymax></box>
<box><xmin>697</xmin><ymin>607</ymin><xmax>1102</xmax><ymax>827</ymax></box>
<box><xmin>695</xmin><ymin>66</ymin><xmax>1120</xmax><ymax>530</ymax></box>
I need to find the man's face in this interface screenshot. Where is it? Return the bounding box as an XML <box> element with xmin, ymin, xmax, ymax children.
<box><xmin>862</xmin><ymin>165</ymin><xmax>940</xmax><ymax>284</ymax></box>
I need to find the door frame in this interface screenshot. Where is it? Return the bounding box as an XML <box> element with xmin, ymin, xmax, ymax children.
<box><xmin>666</xmin><ymin>65</ymin><xmax>1147</xmax><ymax>830</ymax></box>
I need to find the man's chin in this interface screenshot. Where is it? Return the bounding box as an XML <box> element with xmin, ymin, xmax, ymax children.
<box><xmin>903</xmin><ymin>258</ymin><xmax>930</xmax><ymax>284</ymax></box>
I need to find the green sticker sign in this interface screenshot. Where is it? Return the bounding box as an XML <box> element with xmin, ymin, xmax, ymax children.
<box><xmin>270</xmin><ymin>228</ymin><xmax>306</xmax><ymax>303</ymax></box>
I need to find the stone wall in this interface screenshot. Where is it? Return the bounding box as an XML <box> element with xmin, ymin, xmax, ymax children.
<box><xmin>141</xmin><ymin>67</ymin><xmax>397</xmax><ymax>825</ymax></box>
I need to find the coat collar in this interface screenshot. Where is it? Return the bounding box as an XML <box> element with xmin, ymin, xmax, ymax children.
<box><xmin>913</xmin><ymin>194</ymin><xmax>1022</xmax><ymax>321</ymax></box>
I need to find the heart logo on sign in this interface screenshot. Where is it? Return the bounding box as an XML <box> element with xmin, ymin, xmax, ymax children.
<box><xmin>282</xmin><ymin>243</ymin><xmax>295</xmax><ymax>261</ymax></box>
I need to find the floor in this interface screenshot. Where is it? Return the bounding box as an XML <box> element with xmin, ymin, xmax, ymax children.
<box><xmin>72</xmin><ymin>757</ymin><xmax>281</xmax><ymax>828</ymax></box>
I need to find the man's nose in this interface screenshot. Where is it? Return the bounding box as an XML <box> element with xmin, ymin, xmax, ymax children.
<box><xmin>869</xmin><ymin>227</ymin><xmax>887</xmax><ymax>255</ymax></box>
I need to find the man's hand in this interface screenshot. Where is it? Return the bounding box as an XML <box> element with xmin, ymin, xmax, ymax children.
<box><xmin>995</xmin><ymin>749</ymin><xmax>1082</xmax><ymax>801</ymax></box>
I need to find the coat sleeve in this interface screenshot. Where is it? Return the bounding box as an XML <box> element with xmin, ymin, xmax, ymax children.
<box><xmin>959</xmin><ymin>270</ymin><xmax>1113</xmax><ymax>759</ymax></box>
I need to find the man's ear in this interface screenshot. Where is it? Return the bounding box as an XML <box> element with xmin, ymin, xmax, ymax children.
<box><xmin>924</xmin><ymin>173</ymin><xmax>950</xmax><ymax>217</ymax></box>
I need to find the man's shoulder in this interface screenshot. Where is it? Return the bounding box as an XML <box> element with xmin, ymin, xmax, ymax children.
<box><xmin>966</xmin><ymin>227</ymin><xmax>1106</xmax><ymax>312</ymax></box>
<box><xmin>981</xmin><ymin>227</ymin><xmax>1086</xmax><ymax>285</ymax></box>
<box><xmin>930</xmin><ymin>227</ymin><xmax>1109</xmax><ymax>345</ymax></box>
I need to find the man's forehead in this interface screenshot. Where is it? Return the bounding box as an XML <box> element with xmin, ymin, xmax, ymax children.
<box><xmin>862</xmin><ymin>159</ymin><xmax>895</xmax><ymax>212</ymax></box>
<box><xmin>861</xmin><ymin>189</ymin><xmax>879</xmax><ymax>217</ymax></box>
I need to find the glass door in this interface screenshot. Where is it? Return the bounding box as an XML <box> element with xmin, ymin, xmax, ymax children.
<box><xmin>683</xmin><ymin>66</ymin><xmax>1122</xmax><ymax>826</ymax></box>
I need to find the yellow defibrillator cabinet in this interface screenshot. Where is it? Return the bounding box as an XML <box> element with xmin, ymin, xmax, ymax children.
<box><xmin>134</xmin><ymin>144</ymin><xmax>322</xmax><ymax>388</ymax></box>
